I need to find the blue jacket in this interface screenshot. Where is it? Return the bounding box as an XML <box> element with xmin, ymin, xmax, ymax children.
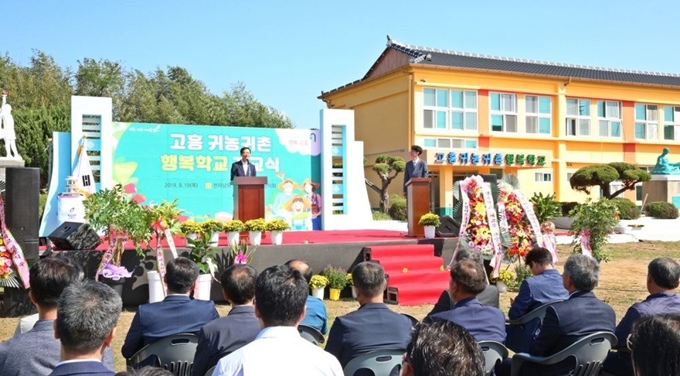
<box><xmin>428</xmin><ymin>297</ymin><xmax>506</xmax><ymax>343</ymax></box>
<box><xmin>121</xmin><ymin>294</ymin><xmax>219</xmax><ymax>359</ymax></box>
<box><xmin>48</xmin><ymin>361</ymin><xmax>113</xmax><ymax>376</ymax></box>
<box><xmin>508</xmin><ymin>269</ymin><xmax>569</xmax><ymax>320</ymax></box>
<box><xmin>300</xmin><ymin>295</ymin><xmax>328</xmax><ymax>334</ymax></box>
<box><xmin>230</xmin><ymin>160</ymin><xmax>256</xmax><ymax>181</ymax></box>
<box><xmin>403</xmin><ymin>159</ymin><xmax>428</xmax><ymax>193</ymax></box>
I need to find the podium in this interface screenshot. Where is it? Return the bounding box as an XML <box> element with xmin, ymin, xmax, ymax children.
<box><xmin>406</xmin><ymin>177</ymin><xmax>431</xmax><ymax>237</ymax></box>
<box><xmin>233</xmin><ymin>177</ymin><xmax>267</xmax><ymax>222</ymax></box>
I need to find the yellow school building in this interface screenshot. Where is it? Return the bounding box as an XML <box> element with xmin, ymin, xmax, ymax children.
<box><xmin>319</xmin><ymin>36</ymin><xmax>680</xmax><ymax>215</ymax></box>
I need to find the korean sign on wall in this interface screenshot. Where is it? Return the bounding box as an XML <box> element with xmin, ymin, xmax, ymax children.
<box><xmin>112</xmin><ymin>122</ymin><xmax>321</xmax><ymax>229</ymax></box>
<box><xmin>433</xmin><ymin>152</ymin><xmax>547</xmax><ymax>166</ymax></box>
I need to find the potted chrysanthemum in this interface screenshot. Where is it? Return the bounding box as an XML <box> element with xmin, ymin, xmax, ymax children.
<box><xmin>419</xmin><ymin>213</ymin><xmax>441</xmax><ymax>239</ymax></box>
<box><xmin>244</xmin><ymin>218</ymin><xmax>267</xmax><ymax>246</ymax></box>
<box><xmin>266</xmin><ymin>219</ymin><xmax>290</xmax><ymax>245</ymax></box>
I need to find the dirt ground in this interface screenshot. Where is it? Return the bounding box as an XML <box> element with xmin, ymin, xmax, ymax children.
<box><xmin>1</xmin><ymin>241</ymin><xmax>676</xmax><ymax>372</ymax></box>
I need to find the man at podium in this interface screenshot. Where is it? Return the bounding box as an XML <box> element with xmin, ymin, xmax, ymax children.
<box><xmin>230</xmin><ymin>147</ymin><xmax>257</xmax><ymax>181</ymax></box>
<box><xmin>403</xmin><ymin>145</ymin><xmax>428</xmax><ymax>195</ymax></box>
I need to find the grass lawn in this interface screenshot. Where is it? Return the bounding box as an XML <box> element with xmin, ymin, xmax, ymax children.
<box><xmin>1</xmin><ymin>241</ymin><xmax>677</xmax><ymax>372</ymax></box>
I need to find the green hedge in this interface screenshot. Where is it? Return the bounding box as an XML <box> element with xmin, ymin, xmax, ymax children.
<box><xmin>560</xmin><ymin>202</ymin><xmax>579</xmax><ymax>217</ymax></box>
<box><xmin>611</xmin><ymin>198</ymin><xmax>641</xmax><ymax>220</ymax></box>
<box><xmin>388</xmin><ymin>194</ymin><xmax>407</xmax><ymax>221</ymax></box>
<box><xmin>646</xmin><ymin>202</ymin><xmax>679</xmax><ymax>219</ymax></box>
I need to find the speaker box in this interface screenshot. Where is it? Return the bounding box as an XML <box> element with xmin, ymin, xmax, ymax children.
<box><xmin>5</xmin><ymin>168</ymin><xmax>40</xmax><ymax>261</ymax></box>
<box><xmin>48</xmin><ymin>222</ymin><xmax>102</xmax><ymax>250</ymax></box>
<box><xmin>436</xmin><ymin>215</ymin><xmax>460</xmax><ymax>237</ymax></box>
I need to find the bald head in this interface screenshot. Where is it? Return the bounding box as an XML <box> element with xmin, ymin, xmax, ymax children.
<box><xmin>285</xmin><ymin>259</ymin><xmax>313</xmax><ymax>284</ymax></box>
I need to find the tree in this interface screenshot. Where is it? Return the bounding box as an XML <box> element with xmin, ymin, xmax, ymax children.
<box><xmin>367</xmin><ymin>154</ymin><xmax>406</xmax><ymax>212</ymax></box>
<box><xmin>569</xmin><ymin>162</ymin><xmax>651</xmax><ymax>199</ymax></box>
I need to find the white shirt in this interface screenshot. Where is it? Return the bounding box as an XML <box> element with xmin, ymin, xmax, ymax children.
<box><xmin>213</xmin><ymin>326</ymin><xmax>343</xmax><ymax>376</ymax></box>
<box><xmin>242</xmin><ymin>160</ymin><xmax>249</xmax><ymax>175</ymax></box>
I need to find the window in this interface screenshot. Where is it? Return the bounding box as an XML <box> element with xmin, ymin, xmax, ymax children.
<box><xmin>663</xmin><ymin>106</ymin><xmax>680</xmax><ymax>140</ymax></box>
<box><xmin>535</xmin><ymin>173</ymin><xmax>552</xmax><ymax>182</ymax></box>
<box><xmin>635</xmin><ymin>104</ymin><xmax>658</xmax><ymax>140</ymax></box>
<box><xmin>490</xmin><ymin>92</ymin><xmax>518</xmax><ymax>132</ymax></box>
<box><xmin>525</xmin><ymin>96</ymin><xmax>552</xmax><ymax>134</ymax></box>
<box><xmin>423</xmin><ymin>88</ymin><xmax>478</xmax><ymax>130</ymax></box>
<box><xmin>565</xmin><ymin>98</ymin><xmax>591</xmax><ymax>136</ymax></box>
<box><xmin>422</xmin><ymin>138</ymin><xmax>477</xmax><ymax>149</ymax></box>
<box><xmin>597</xmin><ymin>101</ymin><xmax>622</xmax><ymax>137</ymax></box>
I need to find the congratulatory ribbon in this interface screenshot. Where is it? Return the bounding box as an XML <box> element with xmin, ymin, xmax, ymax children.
<box><xmin>0</xmin><ymin>196</ymin><xmax>30</xmax><ymax>288</ymax></box>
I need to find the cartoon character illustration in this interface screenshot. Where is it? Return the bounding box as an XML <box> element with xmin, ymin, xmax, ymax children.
<box><xmin>271</xmin><ymin>178</ymin><xmax>298</xmax><ymax>220</ymax></box>
<box><xmin>284</xmin><ymin>195</ymin><xmax>312</xmax><ymax>231</ymax></box>
<box><xmin>301</xmin><ymin>178</ymin><xmax>322</xmax><ymax>230</ymax></box>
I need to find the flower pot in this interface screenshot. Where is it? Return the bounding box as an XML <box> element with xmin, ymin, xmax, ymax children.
<box><xmin>424</xmin><ymin>225</ymin><xmax>436</xmax><ymax>239</ymax></box>
<box><xmin>100</xmin><ymin>276</ymin><xmax>125</xmax><ymax>297</ymax></box>
<box><xmin>227</xmin><ymin>231</ymin><xmax>240</xmax><ymax>245</ymax></box>
<box><xmin>496</xmin><ymin>281</ymin><xmax>508</xmax><ymax>293</ymax></box>
<box><xmin>271</xmin><ymin>231</ymin><xmax>283</xmax><ymax>245</ymax></box>
<box><xmin>209</xmin><ymin>232</ymin><xmax>220</xmax><ymax>247</ymax></box>
<box><xmin>147</xmin><ymin>271</ymin><xmax>164</xmax><ymax>303</ymax></box>
<box><xmin>249</xmin><ymin>231</ymin><xmax>262</xmax><ymax>246</ymax></box>
<box><xmin>194</xmin><ymin>274</ymin><xmax>213</xmax><ymax>301</ymax></box>
<box><xmin>311</xmin><ymin>287</ymin><xmax>325</xmax><ymax>300</ymax></box>
<box><xmin>329</xmin><ymin>288</ymin><xmax>341</xmax><ymax>301</ymax></box>
<box><xmin>185</xmin><ymin>233</ymin><xmax>197</xmax><ymax>248</ymax></box>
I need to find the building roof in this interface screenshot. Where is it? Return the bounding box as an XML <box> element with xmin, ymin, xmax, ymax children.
<box><xmin>321</xmin><ymin>36</ymin><xmax>680</xmax><ymax>96</ymax></box>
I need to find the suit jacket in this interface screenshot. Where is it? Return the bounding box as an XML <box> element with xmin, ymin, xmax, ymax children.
<box><xmin>523</xmin><ymin>290</ymin><xmax>616</xmax><ymax>376</ymax></box>
<box><xmin>121</xmin><ymin>294</ymin><xmax>220</xmax><ymax>359</ymax></box>
<box><xmin>230</xmin><ymin>160</ymin><xmax>256</xmax><ymax>181</ymax></box>
<box><xmin>48</xmin><ymin>361</ymin><xmax>113</xmax><ymax>376</ymax></box>
<box><xmin>0</xmin><ymin>319</ymin><xmax>115</xmax><ymax>376</ymax></box>
<box><xmin>325</xmin><ymin>302</ymin><xmax>412</xmax><ymax>368</ymax></box>
<box><xmin>300</xmin><ymin>295</ymin><xmax>328</xmax><ymax>334</ymax></box>
<box><xmin>427</xmin><ymin>285</ymin><xmax>500</xmax><ymax>317</ymax></box>
<box><xmin>428</xmin><ymin>297</ymin><xmax>506</xmax><ymax>342</ymax></box>
<box><xmin>191</xmin><ymin>305</ymin><xmax>261</xmax><ymax>376</ymax></box>
<box><xmin>403</xmin><ymin>159</ymin><xmax>428</xmax><ymax>193</ymax></box>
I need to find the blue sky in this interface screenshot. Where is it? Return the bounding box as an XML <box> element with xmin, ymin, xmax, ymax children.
<box><xmin>3</xmin><ymin>1</ymin><xmax>679</xmax><ymax>129</ymax></box>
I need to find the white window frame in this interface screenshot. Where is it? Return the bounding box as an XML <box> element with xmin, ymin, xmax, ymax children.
<box><xmin>565</xmin><ymin>98</ymin><xmax>591</xmax><ymax>136</ymax></box>
<box><xmin>634</xmin><ymin>103</ymin><xmax>658</xmax><ymax>140</ymax></box>
<box><xmin>490</xmin><ymin>92</ymin><xmax>518</xmax><ymax>133</ymax></box>
<box><xmin>423</xmin><ymin>137</ymin><xmax>478</xmax><ymax>150</ymax></box>
<box><xmin>663</xmin><ymin>106</ymin><xmax>680</xmax><ymax>141</ymax></box>
<box><xmin>535</xmin><ymin>172</ymin><xmax>552</xmax><ymax>183</ymax></box>
<box><xmin>597</xmin><ymin>100</ymin><xmax>622</xmax><ymax>138</ymax></box>
<box><xmin>525</xmin><ymin>95</ymin><xmax>552</xmax><ymax>135</ymax></box>
<box><xmin>423</xmin><ymin>88</ymin><xmax>478</xmax><ymax>131</ymax></box>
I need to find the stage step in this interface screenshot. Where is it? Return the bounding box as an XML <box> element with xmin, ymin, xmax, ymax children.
<box><xmin>363</xmin><ymin>244</ymin><xmax>435</xmax><ymax>260</ymax></box>
<box><xmin>386</xmin><ymin>283</ymin><xmax>447</xmax><ymax>306</ymax></box>
<box><xmin>377</xmin><ymin>257</ymin><xmax>444</xmax><ymax>272</ymax></box>
<box><xmin>387</xmin><ymin>269</ymin><xmax>450</xmax><ymax>287</ymax></box>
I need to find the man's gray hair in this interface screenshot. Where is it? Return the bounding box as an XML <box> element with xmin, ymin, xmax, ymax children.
<box><xmin>56</xmin><ymin>280</ymin><xmax>122</xmax><ymax>355</ymax></box>
<box><xmin>563</xmin><ymin>254</ymin><xmax>599</xmax><ymax>291</ymax></box>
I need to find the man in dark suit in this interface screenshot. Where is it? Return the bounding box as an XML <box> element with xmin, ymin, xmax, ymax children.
<box><xmin>602</xmin><ymin>257</ymin><xmax>680</xmax><ymax>376</ymax></box>
<box><xmin>0</xmin><ymin>257</ymin><xmax>114</xmax><ymax>375</ymax></box>
<box><xmin>505</xmin><ymin>247</ymin><xmax>569</xmax><ymax>352</ymax></box>
<box><xmin>403</xmin><ymin>145</ymin><xmax>428</xmax><ymax>195</ymax></box>
<box><xmin>122</xmin><ymin>258</ymin><xmax>220</xmax><ymax>359</ymax></box>
<box><xmin>192</xmin><ymin>265</ymin><xmax>261</xmax><ymax>376</ymax></box>
<box><xmin>230</xmin><ymin>147</ymin><xmax>256</xmax><ymax>181</ymax></box>
<box><xmin>427</xmin><ymin>250</ymin><xmax>499</xmax><ymax>317</ymax></box>
<box><xmin>508</xmin><ymin>254</ymin><xmax>616</xmax><ymax>376</ymax></box>
<box><xmin>49</xmin><ymin>281</ymin><xmax>122</xmax><ymax>376</ymax></box>
<box><xmin>325</xmin><ymin>262</ymin><xmax>412</xmax><ymax>370</ymax></box>
<box><xmin>427</xmin><ymin>258</ymin><xmax>506</xmax><ymax>342</ymax></box>
<box><xmin>286</xmin><ymin>259</ymin><xmax>328</xmax><ymax>334</ymax></box>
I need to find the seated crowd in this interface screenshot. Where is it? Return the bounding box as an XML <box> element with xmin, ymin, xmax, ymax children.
<box><xmin>3</xmin><ymin>250</ymin><xmax>680</xmax><ymax>376</ymax></box>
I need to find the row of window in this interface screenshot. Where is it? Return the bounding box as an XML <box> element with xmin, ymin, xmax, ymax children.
<box><xmin>423</xmin><ymin>88</ymin><xmax>680</xmax><ymax>141</ymax></box>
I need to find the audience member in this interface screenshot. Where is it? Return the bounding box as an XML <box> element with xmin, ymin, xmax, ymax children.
<box><xmin>505</xmin><ymin>247</ymin><xmax>568</xmax><ymax>352</ymax></box>
<box><xmin>602</xmin><ymin>257</ymin><xmax>680</xmax><ymax>376</ymax></box>
<box><xmin>49</xmin><ymin>280</ymin><xmax>122</xmax><ymax>376</ymax></box>
<box><xmin>325</xmin><ymin>261</ymin><xmax>412</xmax><ymax>371</ymax></box>
<box><xmin>213</xmin><ymin>265</ymin><xmax>342</xmax><ymax>375</ymax></box>
<box><xmin>285</xmin><ymin>259</ymin><xmax>328</xmax><ymax>334</ymax></box>
<box><xmin>427</xmin><ymin>250</ymin><xmax>499</xmax><ymax>317</ymax></box>
<box><xmin>629</xmin><ymin>314</ymin><xmax>680</xmax><ymax>376</ymax></box>
<box><xmin>191</xmin><ymin>265</ymin><xmax>261</xmax><ymax>376</ymax></box>
<box><xmin>427</xmin><ymin>258</ymin><xmax>506</xmax><ymax>342</ymax></box>
<box><xmin>122</xmin><ymin>257</ymin><xmax>219</xmax><ymax>360</ymax></box>
<box><xmin>401</xmin><ymin>320</ymin><xmax>484</xmax><ymax>376</ymax></box>
<box><xmin>503</xmin><ymin>254</ymin><xmax>616</xmax><ymax>376</ymax></box>
<box><xmin>0</xmin><ymin>257</ymin><xmax>114</xmax><ymax>375</ymax></box>
<box><xmin>114</xmin><ymin>366</ymin><xmax>174</xmax><ymax>376</ymax></box>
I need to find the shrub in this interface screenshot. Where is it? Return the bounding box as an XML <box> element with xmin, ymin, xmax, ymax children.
<box><xmin>646</xmin><ymin>202</ymin><xmax>679</xmax><ymax>219</ymax></box>
<box><xmin>388</xmin><ymin>194</ymin><xmax>407</xmax><ymax>221</ymax></box>
<box><xmin>530</xmin><ymin>193</ymin><xmax>562</xmax><ymax>223</ymax></box>
<box><xmin>610</xmin><ymin>198</ymin><xmax>641</xmax><ymax>220</ymax></box>
<box><xmin>322</xmin><ymin>265</ymin><xmax>348</xmax><ymax>290</ymax></box>
<box><xmin>569</xmin><ymin>198</ymin><xmax>619</xmax><ymax>262</ymax></box>
<box><xmin>560</xmin><ymin>202</ymin><xmax>579</xmax><ymax>217</ymax></box>
<box><xmin>372</xmin><ymin>211</ymin><xmax>392</xmax><ymax>221</ymax></box>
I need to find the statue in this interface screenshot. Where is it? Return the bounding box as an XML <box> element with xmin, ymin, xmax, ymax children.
<box><xmin>0</xmin><ymin>91</ymin><xmax>21</xmax><ymax>159</ymax></box>
<box><xmin>651</xmin><ymin>147</ymin><xmax>680</xmax><ymax>175</ymax></box>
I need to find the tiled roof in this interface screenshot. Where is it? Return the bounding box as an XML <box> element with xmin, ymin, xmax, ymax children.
<box><xmin>321</xmin><ymin>36</ymin><xmax>680</xmax><ymax>96</ymax></box>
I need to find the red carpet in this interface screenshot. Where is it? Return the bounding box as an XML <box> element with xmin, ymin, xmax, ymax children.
<box><xmin>365</xmin><ymin>244</ymin><xmax>450</xmax><ymax>306</ymax></box>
